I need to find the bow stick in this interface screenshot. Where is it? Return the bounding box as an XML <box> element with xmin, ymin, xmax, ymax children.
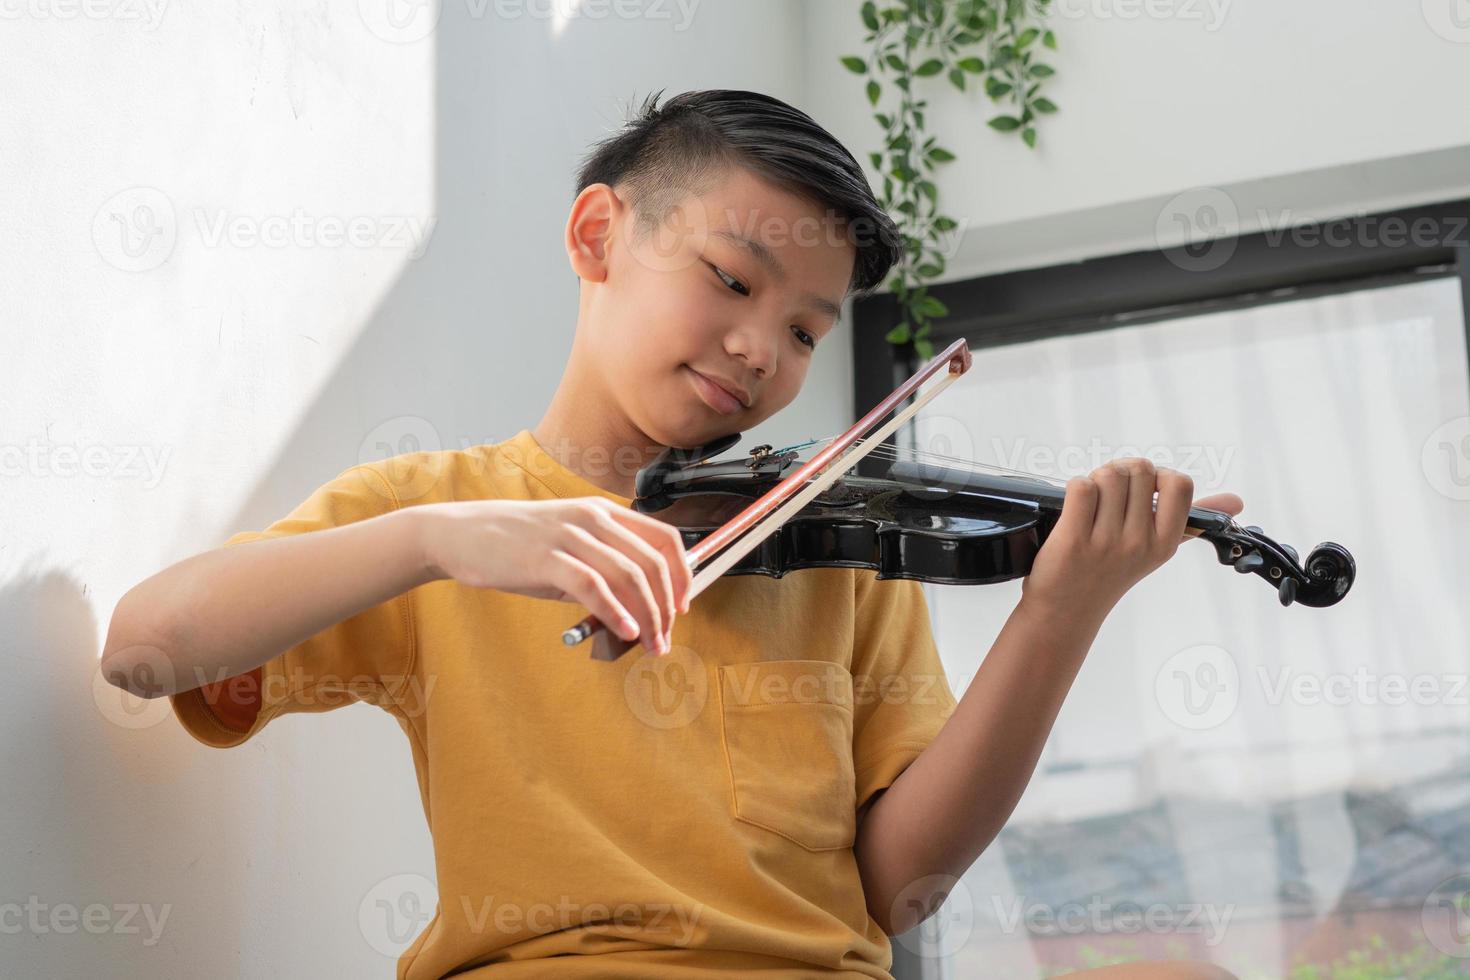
<box><xmin>560</xmin><ymin>337</ymin><xmax>973</xmax><ymax>661</ymax></box>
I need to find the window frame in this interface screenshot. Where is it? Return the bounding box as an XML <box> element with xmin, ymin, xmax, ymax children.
<box><xmin>850</xmin><ymin>196</ymin><xmax>1470</xmax><ymax>478</ymax></box>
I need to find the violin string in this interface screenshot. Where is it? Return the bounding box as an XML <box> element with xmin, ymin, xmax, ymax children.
<box><xmin>775</xmin><ymin>434</ymin><xmax>1234</xmax><ymax>527</ymax></box>
<box><xmin>784</xmin><ymin>434</ymin><xmax>1071</xmax><ymax>489</ymax></box>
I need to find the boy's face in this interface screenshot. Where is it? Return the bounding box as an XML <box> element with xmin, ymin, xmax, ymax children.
<box><xmin>568</xmin><ymin>165</ymin><xmax>858</xmax><ymax>452</ymax></box>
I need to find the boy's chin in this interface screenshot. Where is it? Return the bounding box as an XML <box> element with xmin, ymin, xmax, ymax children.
<box><xmin>639</xmin><ymin>414</ymin><xmax>742</xmax><ymax>453</ymax></box>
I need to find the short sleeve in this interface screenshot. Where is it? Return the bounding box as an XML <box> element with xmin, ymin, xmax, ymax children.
<box><xmin>850</xmin><ymin>569</ymin><xmax>957</xmax><ymax>813</ymax></box>
<box><xmin>169</xmin><ymin>463</ymin><xmax>417</xmax><ymax>749</ymax></box>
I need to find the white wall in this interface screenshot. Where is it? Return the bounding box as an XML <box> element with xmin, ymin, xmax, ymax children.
<box><xmin>0</xmin><ymin>2</ymin><xmax>826</xmax><ymax>975</ymax></box>
<box><xmin>800</xmin><ymin>0</ymin><xmax>1470</xmax><ymax>278</ymax></box>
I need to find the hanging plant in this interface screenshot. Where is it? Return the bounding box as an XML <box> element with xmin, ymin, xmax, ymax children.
<box><xmin>842</xmin><ymin>0</ymin><xmax>1058</xmax><ymax>360</ymax></box>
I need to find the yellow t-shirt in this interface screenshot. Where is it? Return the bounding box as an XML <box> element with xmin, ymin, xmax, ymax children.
<box><xmin>170</xmin><ymin>428</ymin><xmax>959</xmax><ymax>979</ymax></box>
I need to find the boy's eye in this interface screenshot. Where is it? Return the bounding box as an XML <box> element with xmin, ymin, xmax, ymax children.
<box><xmin>710</xmin><ymin>264</ymin><xmax>749</xmax><ymax>296</ymax></box>
<box><xmin>709</xmin><ymin>262</ymin><xmax>816</xmax><ymax>351</ymax></box>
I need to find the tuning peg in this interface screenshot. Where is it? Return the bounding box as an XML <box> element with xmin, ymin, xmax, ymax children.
<box><xmin>1281</xmin><ymin>543</ymin><xmax>1299</xmax><ymax>564</ymax></box>
<box><xmin>1234</xmin><ymin>552</ymin><xmax>1265</xmax><ymax>574</ymax></box>
<box><xmin>1278</xmin><ymin>576</ymin><xmax>1298</xmax><ymax>606</ymax></box>
<box><xmin>1245</xmin><ymin>525</ymin><xmax>1263</xmax><ymax>535</ymax></box>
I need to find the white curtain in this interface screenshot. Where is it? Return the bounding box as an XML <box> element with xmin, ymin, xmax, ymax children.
<box><xmin>902</xmin><ymin>275</ymin><xmax>1470</xmax><ymax>978</ymax></box>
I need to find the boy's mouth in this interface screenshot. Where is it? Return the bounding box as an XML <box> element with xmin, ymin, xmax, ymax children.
<box><xmin>685</xmin><ymin>366</ymin><xmax>748</xmax><ymax>415</ymax></box>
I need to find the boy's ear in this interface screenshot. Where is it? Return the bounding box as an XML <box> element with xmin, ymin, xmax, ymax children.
<box><xmin>566</xmin><ymin>182</ymin><xmax>620</xmax><ymax>283</ymax></box>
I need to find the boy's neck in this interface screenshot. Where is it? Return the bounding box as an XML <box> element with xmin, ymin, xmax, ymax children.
<box><xmin>532</xmin><ymin>390</ymin><xmax>665</xmax><ymax>500</ymax></box>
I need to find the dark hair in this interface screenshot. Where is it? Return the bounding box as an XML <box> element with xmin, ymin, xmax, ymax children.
<box><xmin>574</xmin><ymin>88</ymin><xmax>903</xmax><ymax>296</ymax></box>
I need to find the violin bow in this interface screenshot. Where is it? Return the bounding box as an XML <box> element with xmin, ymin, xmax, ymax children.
<box><xmin>560</xmin><ymin>337</ymin><xmax>974</xmax><ymax>661</ymax></box>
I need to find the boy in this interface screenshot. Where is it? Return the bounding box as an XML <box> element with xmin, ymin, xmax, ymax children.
<box><xmin>102</xmin><ymin>89</ymin><xmax>1243</xmax><ymax>979</ymax></box>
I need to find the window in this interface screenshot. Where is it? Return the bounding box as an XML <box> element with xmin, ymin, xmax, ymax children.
<box><xmin>857</xmin><ymin>198</ymin><xmax>1470</xmax><ymax>977</ymax></box>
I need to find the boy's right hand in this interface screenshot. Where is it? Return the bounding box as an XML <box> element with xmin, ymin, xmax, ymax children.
<box><xmin>417</xmin><ymin>497</ymin><xmax>693</xmax><ymax>655</ymax></box>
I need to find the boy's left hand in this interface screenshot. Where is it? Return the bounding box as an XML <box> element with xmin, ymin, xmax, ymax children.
<box><xmin>1019</xmin><ymin>457</ymin><xmax>1245</xmax><ymax>622</ymax></box>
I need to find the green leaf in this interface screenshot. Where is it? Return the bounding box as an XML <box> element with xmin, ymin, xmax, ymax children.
<box><xmin>915</xmin><ymin>338</ymin><xmax>935</xmax><ymax>360</ymax></box>
<box><xmin>1043</xmin><ymin>29</ymin><xmax>1057</xmax><ymax>50</ymax></box>
<box><xmin>869</xmin><ymin>152</ymin><xmax>883</xmax><ymax>169</ymax></box>
<box><xmin>933</xmin><ymin>215</ymin><xmax>958</xmax><ymax>231</ymax></box>
<box><xmin>917</xmin><ymin>180</ymin><xmax>937</xmax><ymax>203</ymax></box>
<box><xmin>918</xmin><ymin>296</ymin><xmax>949</xmax><ymax>317</ymax></box>
<box><xmin>913</xmin><ymin>321</ymin><xmax>933</xmax><ymax>338</ymax></box>
<box><xmin>985</xmin><ymin>77</ymin><xmax>1013</xmax><ymax>98</ymax></box>
<box><xmin>867</xmin><ymin>79</ymin><xmax>882</xmax><ymax>105</ymax></box>
<box><xmin>885</xmin><ymin>323</ymin><xmax>912</xmax><ymax>343</ymax></box>
<box><xmin>1016</xmin><ymin>27</ymin><xmax>1039</xmax><ymax>48</ymax></box>
<box><xmin>948</xmin><ymin>68</ymin><xmax>966</xmax><ymax>91</ymax></box>
<box><xmin>957</xmin><ymin>56</ymin><xmax>985</xmax><ymax>72</ymax></box>
<box><xmin>890</xmin><ymin>133</ymin><xmax>911</xmax><ymax>151</ymax></box>
<box><xmin>875</xmin><ymin>113</ymin><xmax>892</xmax><ymax>128</ymax></box>
<box><xmin>894</xmin><ymin>75</ymin><xmax>910</xmax><ymax>91</ymax></box>
<box><xmin>1033</xmin><ymin>97</ymin><xmax>1058</xmax><ymax>113</ymax></box>
<box><xmin>917</xmin><ymin>263</ymin><xmax>942</xmax><ymax>277</ymax></box>
<box><xmin>928</xmin><ymin>146</ymin><xmax>955</xmax><ymax>162</ymax></box>
<box><xmin>861</xmin><ymin>1</ymin><xmax>879</xmax><ymax>32</ymax></box>
<box><xmin>915</xmin><ymin>58</ymin><xmax>945</xmax><ymax>77</ymax></box>
<box><xmin>988</xmin><ymin>114</ymin><xmax>1022</xmax><ymax>132</ymax></box>
<box><xmin>1022</xmin><ymin>126</ymin><xmax>1037</xmax><ymax>148</ymax></box>
<box><xmin>1028</xmin><ymin>63</ymin><xmax>1055</xmax><ymax>78</ymax></box>
<box><xmin>885</xmin><ymin>53</ymin><xmax>906</xmax><ymax>72</ymax></box>
<box><xmin>841</xmin><ymin>56</ymin><xmax>868</xmax><ymax>74</ymax></box>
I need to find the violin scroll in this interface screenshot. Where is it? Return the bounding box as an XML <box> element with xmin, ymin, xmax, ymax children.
<box><xmin>1207</xmin><ymin>523</ymin><xmax>1355</xmax><ymax>608</ymax></box>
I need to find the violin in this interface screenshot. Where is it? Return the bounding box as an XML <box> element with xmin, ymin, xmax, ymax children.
<box><xmin>631</xmin><ymin>433</ymin><xmax>1355</xmax><ymax>602</ymax></box>
<box><xmin>561</xmin><ymin>339</ymin><xmax>1355</xmax><ymax>661</ymax></box>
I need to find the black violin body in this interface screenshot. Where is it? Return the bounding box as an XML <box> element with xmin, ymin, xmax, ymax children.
<box><xmin>631</xmin><ymin>435</ymin><xmax>1355</xmax><ymax>609</ymax></box>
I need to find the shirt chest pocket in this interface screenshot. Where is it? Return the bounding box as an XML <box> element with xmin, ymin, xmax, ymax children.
<box><xmin>717</xmin><ymin>659</ymin><xmax>857</xmax><ymax>852</ymax></box>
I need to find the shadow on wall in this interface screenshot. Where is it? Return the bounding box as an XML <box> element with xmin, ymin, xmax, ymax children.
<box><xmin>186</xmin><ymin>5</ymin><xmax>728</xmax><ymax>562</ymax></box>
<box><xmin>186</xmin><ymin>3</ymin><xmax>808</xmax><ymax>564</ymax></box>
<box><xmin>2</xmin><ymin>568</ymin><xmax>251</xmax><ymax>973</ymax></box>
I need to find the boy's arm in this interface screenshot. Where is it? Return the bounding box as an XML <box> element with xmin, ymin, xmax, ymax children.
<box><xmin>852</xmin><ymin>594</ymin><xmax>1104</xmax><ymax>936</ymax></box>
<box><xmin>853</xmin><ymin>461</ymin><xmax>1237</xmax><ymax>935</ymax></box>
<box><xmin>101</xmin><ymin>506</ymin><xmax>437</xmax><ymax>699</ymax></box>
